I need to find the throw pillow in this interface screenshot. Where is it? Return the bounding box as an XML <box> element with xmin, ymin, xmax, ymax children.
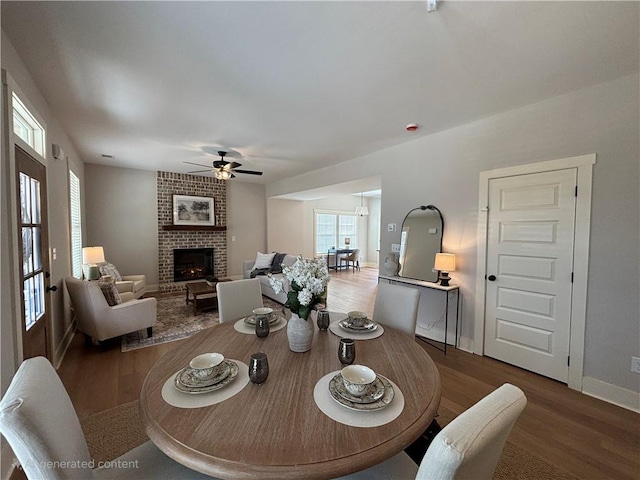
<box><xmin>270</xmin><ymin>252</ymin><xmax>288</xmax><ymax>274</ymax></box>
<box><xmin>253</xmin><ymin>252</ymin><xmax>276</xmax><ymax>270</ymax></box>
<box><xmin>99</xmin><ymin>262</ymin><xmax>122</xmax><ymax>281</ymax></box>
<box><xmin>97</xmin><ymin>281</ymin><xmax>122</xmax><ymax>306</ymax></box>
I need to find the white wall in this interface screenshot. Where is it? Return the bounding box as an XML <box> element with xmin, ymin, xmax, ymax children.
<box><xmin>366</xmin><ymin>197</ymin><xmax>381</xmax><ymax>266</ymax></box>
<box><xmin>267</xmin><ymin>198</ymin><xmax>305</xmax><ymax>255</ymax></box>
<box><xmin>227</xmin><ymin>182</ymin><xmax>267</xmax><ymax>277</ymax></box>
<box><xmin>85</xmin><ymin>164</ymin><xmax>159</xmax><ymax>286</ymax></box>
<box><xmin>266</xmin><ymin>74</ymin><xmax>640</xmax><ymax>394</ymax></box>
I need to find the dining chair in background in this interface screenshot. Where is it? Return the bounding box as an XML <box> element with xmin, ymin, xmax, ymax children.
<box><xmin>0</xmin><ymin>357</ymin><xmax>217</xmax><ymax>480</ymax></box>
<box><xmin>340</xmin><ymin>249</ymin><xmax>361</xmax><ymax>272</ymax></box>
<box><xmin>372</xmin><ymin>282</ymin><xmax>420</xmax><ymax>336</ymax></box>
<box><xmin>335</xmin><ymin>383</ymin><xmax>527</xmax><ymax>480</ymax></box>
<box><xmin>216</xmin><ymin>278</ymin><xmax>264</xmax><ymax>323</ymax></box>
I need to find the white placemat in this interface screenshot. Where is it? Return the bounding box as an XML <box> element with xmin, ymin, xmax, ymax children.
<box><xmin>161</xmin><ymin>360</ymin><xmax>249</xmax><ymax>408</ymax></box>
<box><xmin>328</xmin><ymin>321</ymin><xmax>384</xmax><ymax>340</ymax></box>
<box><xmin>233</xmin><ymin>316</ymin><xmax>287</xmax><ymax>335</ymax></box>
<box><xmin>313</xmin><ymin>370</ymin><xmax>404</xmax><ymax>427</ymax></box>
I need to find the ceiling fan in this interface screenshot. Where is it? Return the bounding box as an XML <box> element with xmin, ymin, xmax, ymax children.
<box><xmin>184</xmin><ymin>151</ymin><xmax>263</xmax><ymax>180</ymax></box>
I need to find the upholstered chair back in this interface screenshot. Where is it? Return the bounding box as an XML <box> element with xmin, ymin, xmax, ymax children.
<box><xmin>216</xmin><ymin>278</ymin><xmax>264</xmax><ymax>323</ymax></box>
<box><xmin>416</xmin><ymin>383</ymin><xmax>527</xmax><ymax>480</ymax></box>
<box><xmin>372</xmin><ymin>282</ymin><xmax>420</xmax><ymax>336</ymax></box>
<box><xmin>0</xmin><ymin>357</ymin><xmax>95</xmax><ymax>480</ymax></box>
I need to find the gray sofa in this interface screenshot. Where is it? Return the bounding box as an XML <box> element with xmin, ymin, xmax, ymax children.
<box><xmin>243</xmin><ymin>254</ymin><xmax>298</xmax><ymax>304</ymax></box>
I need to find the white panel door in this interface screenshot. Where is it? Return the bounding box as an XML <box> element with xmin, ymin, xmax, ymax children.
<box><xmin>485</xmin><ymin>169</ymin><xmax>577</xmax><ymax>382</ymax></box>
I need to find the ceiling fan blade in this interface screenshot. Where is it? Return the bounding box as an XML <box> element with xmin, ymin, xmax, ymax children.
<box><xmin>213</xmin><ymin>160</ymin><xmax>229</xmax><ymax>168</ymax></box>
<box><xmin>233</xmin><ymin>169</ymin><xmax>263</xmax><ymax>175</ymax></box>
<box><xmin>184</xmin><ymin>161</ymin><xmax>212</xmax><ymax>168</ymax></box>
<box><xmin>228</xmin><ymin>161</ymin><xmax>242</xmax><ymax>169</ymax></box>
<box><xmin>187</xmin><ymin>169</ymin><xmax>213</xmax><ymax>174</ymax></box>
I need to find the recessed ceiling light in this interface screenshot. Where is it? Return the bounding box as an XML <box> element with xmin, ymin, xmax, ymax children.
<box><xmin>405</xmin><ymin>123</ymin><xmax>419</xmax><ymax>132</ymax></box>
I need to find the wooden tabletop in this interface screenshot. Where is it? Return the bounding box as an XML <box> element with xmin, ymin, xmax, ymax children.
<box><xmin>140</xmin><ymin>317</ymin><xmax>441</xmax><ymax>480</ymax></box>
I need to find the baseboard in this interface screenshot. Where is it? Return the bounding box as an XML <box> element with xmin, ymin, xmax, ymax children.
<box><xmin>582</xmin><ymin>376</ymin><xmax>640</xmax><ymax>413</ymax></box>
<box><xmin>53</xmin><ymin>320</ymin><xmax>76</xmax><ymax>369</ymax></box>
<box><xmin>457</xmin><ymin>336</ymin><xmax>474</xmax><ymax>353</ymax></box>
<box><xmin>1</xmin><ymin>442</ymin><xmax>17</xmax><ymax>480</ymax></box>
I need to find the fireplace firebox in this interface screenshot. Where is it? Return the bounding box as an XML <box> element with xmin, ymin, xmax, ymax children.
<box><xmin>173</xmin><ymin>248</ymin><xmax>214</xmax><ymax>282</ymax></box>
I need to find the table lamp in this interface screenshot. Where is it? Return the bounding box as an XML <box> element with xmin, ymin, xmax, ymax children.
<box><xmin>434</xmin><ymin>253</ymin><xmax>456</xmax><ymax>286</ymax></box>
<box><xmin>82</xmin><ymin>246</ymin><xmax>105</xmax><ymax>280</ymax></box>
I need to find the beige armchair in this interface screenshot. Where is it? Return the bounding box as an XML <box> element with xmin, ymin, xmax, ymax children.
<box><xmin>98</xmin><ymin>262</ymin><xmax>147</xmax><ymax>298</ymax></box>
<box><xmin>65</xmin><ymin>276</ymin><xmax>157</xmax><ymax>343</ymax></box>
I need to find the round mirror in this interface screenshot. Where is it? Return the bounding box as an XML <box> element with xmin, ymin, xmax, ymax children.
<box><xmin>398</xmin><ymin>205</ymin><xmax>444</xmax><ymax>282</ymax></box>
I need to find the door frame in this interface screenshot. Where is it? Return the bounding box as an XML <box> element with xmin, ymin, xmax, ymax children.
<box><xmin>474</xmin><ymin>154</ymin><xmax>595</xmax><ymax>391</ymax></box>
<box><xmin>2</xmin><ymin>70</ymin><xmax>52</xmax><ymax>364</ymax></box>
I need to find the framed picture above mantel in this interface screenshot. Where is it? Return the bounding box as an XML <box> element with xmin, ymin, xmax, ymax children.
<box><xmin>173</xmin><ymin>194</ymin><xmax>215</xmax><ymax>226</ymax></box>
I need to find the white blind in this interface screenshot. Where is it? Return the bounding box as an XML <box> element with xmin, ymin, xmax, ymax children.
<box><xmin>314</xmin><ymin>211</ymin><xmax>357</xmax><ymax>254</ymax></box>
<box><xmin>69</xmin><ymin>170</ymin><xmax>83</xmax><ymax>278</ymax></box>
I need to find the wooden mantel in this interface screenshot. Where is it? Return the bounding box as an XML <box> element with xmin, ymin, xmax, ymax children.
<box><xmin>162</xmin><ymin>225</ymin><xmax>227</xmax><ymax>232</ymax></box>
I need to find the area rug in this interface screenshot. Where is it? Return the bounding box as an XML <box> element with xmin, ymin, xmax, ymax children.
<box><xmin>121</xmin><ymin>295</ymin><xmax>283</xmax><ymax>352</ymax></box>
<box><xmin>80</xmin><ymin>401</ymin><xmax>580</xmax><ymax>480</ymax></box>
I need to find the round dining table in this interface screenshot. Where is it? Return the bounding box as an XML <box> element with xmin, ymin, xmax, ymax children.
<box><xmin>139</xmin><ymin>313</ymin><xmax>441</xmax><ymax>480</ymax></box>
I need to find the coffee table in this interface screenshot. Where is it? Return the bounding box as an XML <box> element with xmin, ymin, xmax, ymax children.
<box><xmin>185</xmin><ymin>281</ymin><xmax>218</xmax><ymax>314</ymax></box>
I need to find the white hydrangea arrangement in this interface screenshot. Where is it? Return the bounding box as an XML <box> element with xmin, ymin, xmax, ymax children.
<box><xmin>269</xmin><ymin>256</ymin><xmax>329</xmax><ymax>320</ymax></box>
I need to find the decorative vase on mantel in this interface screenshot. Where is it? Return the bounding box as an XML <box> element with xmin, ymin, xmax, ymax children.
<box><xmin>287</xmin><ymin>312</ymin><xmax>314</xmax><ymax>353</ymax></box>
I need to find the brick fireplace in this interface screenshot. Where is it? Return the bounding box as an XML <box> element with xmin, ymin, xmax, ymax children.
<box><xmin>157</xmin><ymin>171</ymin><xmax>227</xmax><ymax>293</ymax></box>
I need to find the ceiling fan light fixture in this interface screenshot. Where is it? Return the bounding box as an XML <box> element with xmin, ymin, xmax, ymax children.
<box><xmin>214</xmin><ymin>170</ymin><xmax>232</xmax><ymax>180</ymax></box>
<box><xmin>355</xmin><ymin>193</ymin><xmax>369</xmax><ymax>217</ymax></box>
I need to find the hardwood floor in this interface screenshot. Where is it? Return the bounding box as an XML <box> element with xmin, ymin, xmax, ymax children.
<box><xmin>57</xmin><ymin>266</ymin><xmax>639</xmax><ymax>479</ymax></box>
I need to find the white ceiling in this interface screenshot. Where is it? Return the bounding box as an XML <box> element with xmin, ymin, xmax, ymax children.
<box><xmin>2</xmin><ymin>1</ymin><xmax>638</xmax><ymax>189</ymax></box>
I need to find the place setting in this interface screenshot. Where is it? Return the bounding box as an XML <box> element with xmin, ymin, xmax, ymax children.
<box><xmin>161</xmin><ymin>352</ymin><xmax>250</xmax><ymax>408</ymax></box>
<box><xmin>234</xmin><ymin>307</ymin><xmax>287</xmax><ymax>335</ymax></box>
<box><xmin>313</xmin><ymin>338</ymin><xmax>404</xmax><ymax>427</ymax></box>
<box><xmin>328</xmin><ymin>310</ymin><xmax>384</xmax><ymax>340</ymax></box>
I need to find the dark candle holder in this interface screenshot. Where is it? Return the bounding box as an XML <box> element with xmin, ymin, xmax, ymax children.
<box><xmin>255</xmin><ymin>315</ymin><xmax>270</xmax><ymax>338</ymax></box>
<box><xmin>338</xmin><ymin>338</ymin><xmax>355</xmax><ymax>365</ymax></box>
<box><xmin>249</xmin><ymin>352</ymin><xmax>269</xmax><ymax>384</ymax></box>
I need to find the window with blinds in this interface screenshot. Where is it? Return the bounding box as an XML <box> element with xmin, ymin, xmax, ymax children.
<box><xmin>69</xmin><ymin>170</ymin><xmax>82</xmax><ymax>278</ymax></box>
<box><xmin>314</xmin><ymin>211</ymin><xmax>358</xmax><ymax>254</ymax></box>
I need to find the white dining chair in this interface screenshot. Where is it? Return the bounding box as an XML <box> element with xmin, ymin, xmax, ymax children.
<box><xmin>216</xmin><ymin>278</ymin><xmax>264</xmax><ymax>323</ymax></box>
<box><xmin>0</xmin><ymin>356</ymin><xmax>216</xmax><ymax>480</ymax></box>
<box><xmin>334</xmin><ymin>383</ymin><xmax>527</xmax><ymax>480</ymax></box>
<box><xmin>372</xmin><ymin>282</ymin><xmax>421</xmax><ymax>336</ymax></box>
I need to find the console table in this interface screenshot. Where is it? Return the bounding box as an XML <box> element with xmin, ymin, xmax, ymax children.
<box><xmin>378</xmin><ymin>275</ymin><xmax>460</xmax><ymax>354</ymax></box>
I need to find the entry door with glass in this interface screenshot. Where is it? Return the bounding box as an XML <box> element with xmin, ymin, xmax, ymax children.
<box><xmin>16</xmin><ymin>145</ymin><xmax>51</xmax><ymax>360</ymax></box>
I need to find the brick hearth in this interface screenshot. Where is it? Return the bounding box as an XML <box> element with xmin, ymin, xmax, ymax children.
<box><xmin>157</xmin><ymin>171</ymin><xmax>227</xmax><ymax>293</ymax></box>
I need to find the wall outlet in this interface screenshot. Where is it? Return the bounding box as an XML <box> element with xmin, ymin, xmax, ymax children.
<box><xmin>631</xmin><ymin>356</ymin><xmax>640</xmax><ymax>374</ymax></box>
<box><xmin>391</xmin><ymin>243</ymin><xmax>401</xmax><ymax>253</ymax></box>
<box><xmin>387</xmin><ymin>223</ymin><xmax>396</xmax><ymax>232</ymax></box>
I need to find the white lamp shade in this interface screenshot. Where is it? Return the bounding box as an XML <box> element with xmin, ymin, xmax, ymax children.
<box><xmin>355</xmin><ymin>206</ymin><xmax>369</xmax><ymax>216</ymax></box>
<box><xmin>82</xmin><ymin>246</ymin><xmax>105</xmax><ymax>265</ymax></box>
<box><xmin>434</xmin><ymin>253</ymin><xmax>456</xmax><ymax>272</ymax></box>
